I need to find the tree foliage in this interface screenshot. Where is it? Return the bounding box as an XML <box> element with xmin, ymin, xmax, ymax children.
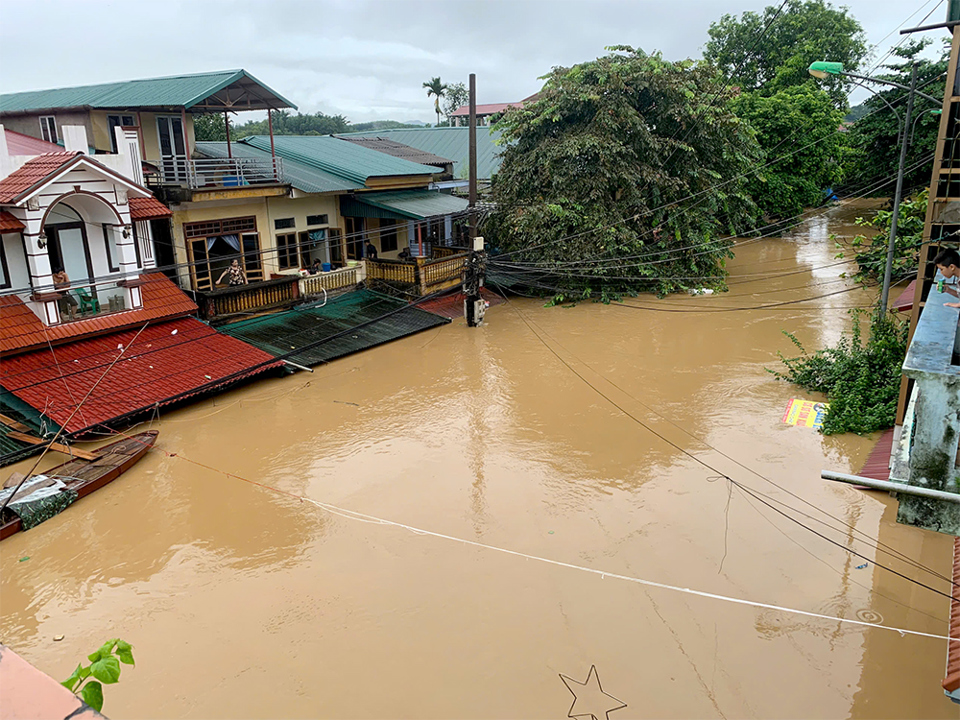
<box><xmin>843</xmin><ymin>40</ymin><xmax>947</xmax><ymax>195</ymax></box>
<box><xmin>443</xmin><ymin>82</ymin><xmax>469</xmax><ymax>123</ymax></box>
<box><xmin>487</xmin><ymin>47</ymin><xmax>761</xmax><ymax>299</ymax></box>
<box><xmin>704</xmin><ymin>0</ymin><xmax>867</xmax><ymax>108</ymax></box>
<box><xmin>837</xmin><ymin>190</ymin><xmax>927</xmax><ymax>286</ymax></box>
<box><xmin>732</xmin><ymin>84</ymin><xmax>846</xmax><ymax>219</ymax></box>
<box><xmin>423</xmin><ymin>76</ymin><xmax>447</xmax><ymax>126</ymax></box>
<box><xmin>231</xmin><ymin>110</ymin><xmax>350</xmax><ymax>138</ymax></box>
<box><xmin>193</xmin><ymin>113</ymin><xmax>227</xmax><ymax>142</ymax></box>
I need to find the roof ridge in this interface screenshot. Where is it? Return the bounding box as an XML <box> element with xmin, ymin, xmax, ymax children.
<box><xmin>0</xmin><ymin>70</ymin><xmax>243</xmax><ymax>99</ymax></box>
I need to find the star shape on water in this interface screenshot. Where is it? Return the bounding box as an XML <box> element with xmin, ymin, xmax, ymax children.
<box><xmin>558</xmin><ymin>665</ymin><xmax>627</xmax><ymax>720</ymax></box>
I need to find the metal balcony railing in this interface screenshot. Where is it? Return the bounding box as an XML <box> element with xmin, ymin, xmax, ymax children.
<box><xmin>153</xmin><ymin>157</ymin><xmax>284</xmax><ymax>188</ymax></box>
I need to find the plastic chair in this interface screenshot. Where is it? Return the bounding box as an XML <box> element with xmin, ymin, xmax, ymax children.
<box><xmin>74</xmin><ymin>287</ymin><xmax>100</xmax><ymax>315</ymax></box>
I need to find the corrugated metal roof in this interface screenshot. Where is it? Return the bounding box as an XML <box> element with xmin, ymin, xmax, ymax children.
<box><xmin>348</xmin><ymin>190</ymin><xmax>468</xmax><ymax>220</ymax></box>
<box><xmin>338</xmin><ymin>136</ymin><xmax>452</xmax><ymax>168</ymax></box>
<box><xmin>0</xmin><ymin>69</ymin><xmax>296</xmax><ymax>114</ymax></box>
<box><xmin>4</xmin><ymin>128</ymin><xmax>62</xmax><ymax>155</ymax></box>
<box><xmin>240</xmin><ymin>136</ymin><xmax>438</xmax><ymax>185</ymax></box>
<box><xmin>0</xmin><ymin>317</ymin><xmax>282</xmax><ymax>435</ymax></box>
<box><xmin>218</xmin><ymin>289</ymin><xmax>449</xmax><ymax>367</ymax></box>
<box><xmin>195</xmin><ymin>141</ymin><xmax>362</xmax><ymax>194</ymax></box>
<box><xmin>337</xmin><ymin>127</ymin><xmax>504</xmax><ymax>180</ymax></box>
<box><xmin>1</xmin><ymin>273</ymin><xmax>198</xmax><ymax>356</ymax></box>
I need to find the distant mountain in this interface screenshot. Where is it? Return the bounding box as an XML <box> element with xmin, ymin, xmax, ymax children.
<box><xmin>844</xmin><ymin>102</ymin><xmax>870</xmax><ymax>123</ymax></box>
<box><xmin>347</xmin><ymin>120</ymin><xmax>429</xmax><ymax>132</ymax></box>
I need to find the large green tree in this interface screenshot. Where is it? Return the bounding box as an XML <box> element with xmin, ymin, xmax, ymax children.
<box><xmin>488</xmin><ymin>47</ymin><xmax>761</xmax><ymax>299</ymax></box>
<box><xmin>442</xmin><ymin>82</ymin><xmax>469</xmax><ymax>124</ymax></box>
<box><xmin>704</xmin><ymin>0</ymin><xmax>867</xmax><ymax>107</ymax></box>
<box><xmin>733</xmin><ymin>84</ymin><xmax>847</xmax><ymax>219</ymax></box>
<box><xmin>843</xmin><ymin>40</ymin><xmax>947</xmax><ymax>195</ymax></box>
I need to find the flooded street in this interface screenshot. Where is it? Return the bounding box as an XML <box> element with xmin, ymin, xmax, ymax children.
<box><xmin>1</xmin><ymin>200</ymin><xmax>955</xmax><ymax>718</ymax></box>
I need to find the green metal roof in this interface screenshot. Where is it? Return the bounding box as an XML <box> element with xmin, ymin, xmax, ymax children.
<box><xmin>195</xmin><ymin>141</ymin><xmax>362</xmax><ymax>194</ymax></box>
<box><xmin>218</xmin><ymin>289</ymin><xmax>449</xmax><ymax>367</ymax></box>
<box><xmin>345</xmin><ymin>190</ymin><xmax>468</xmax><ymax>220</ymax></box>
<box><xmin>240</xmin><ymin>136</ymin><xmax>439</xmax><ymax>185</ymax></box>
<box><xmin>0</xmin><ymin>70</ymin><xmax>296</xmax><ymax>114</ymax></box>
<box><xmin>337</xmin><ymin>127</ymin><xmax>505</xmax><ymax>180</ymax></box>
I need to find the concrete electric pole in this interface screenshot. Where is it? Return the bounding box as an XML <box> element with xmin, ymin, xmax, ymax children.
<box><xmin>465</xmin><ymin>72</ymin><xmax>486</xmax><ymax>327</ymax></box>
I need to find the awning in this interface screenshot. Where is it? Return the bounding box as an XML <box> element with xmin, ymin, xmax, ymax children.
<box><xmin>0</xmin><ymin>317</ymin><xmax>283</xmax><ymax>435</ymax></box>
<box><xmin>0</xmin><ymin>211</ymin><xmax>25</xmax><ymax>234</ymax></box>
<box><xmin>340</xmin><ymin>190</ymin><xmax>468</xmax><ymax>221</ymax></box>
<box><xmin>129</xmin><ymin>196</ymin><xmax>172</xmax><ymax>221</ymax></box>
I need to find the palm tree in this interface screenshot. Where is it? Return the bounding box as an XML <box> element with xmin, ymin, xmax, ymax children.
<box><xmin>422</xmin><ymin>77</ymin><xmax>447</xmax><ymax>126</ymax></box>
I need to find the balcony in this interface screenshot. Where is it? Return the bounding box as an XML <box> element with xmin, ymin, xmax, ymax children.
<box><xmin>366</xmin><ymin>253</ymin><xmax>468</xmax><ymax>297</ymax></box>
<box><xmin>150</xmin><ymin>156</ymin><xmax>284</xmax><ymax>189</ymax></box>
<box><xmin>891</xmin><ymin>278</ymin><xmax>960</xmax><ymax>535</ymax></box>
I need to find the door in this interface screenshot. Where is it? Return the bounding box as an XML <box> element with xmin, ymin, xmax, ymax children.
<box><xmin>47</xmin><ymin>224</ymin><xmax>94</xmax><ymax>292</ymax></box>
<box><xmin>344</xmin><ymin>217</ymin><xmax>364</xmax><ymax>260</ymax></box>
<box><xmin>157</xmin><ymin>116</ymin><xmax>187</xmax><ymax>183</ymax></box>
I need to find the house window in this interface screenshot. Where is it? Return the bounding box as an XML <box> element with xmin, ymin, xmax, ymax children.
<box><xmin>277</xmin><ymin>233</ymin><xmax>299</xmax><ymax>269</ymax></box>
<box><xmin>379</xmin><ymin>219</ymin><xmax>398</xmax><ymax>252</ymax></box>
<box><xmin>102</xmin><ymin>225</ymin><xmax>120</xmax><ymax>272</ymax></box>
<box><xmin>108</xmin><ymin>115</ymin><xmax>136</xmax><ymax>153</ymax></box>
<box><xmin>306</xmin><ymin>214</ymin><xmax>328</xmax><ymax>226</ymax></box>
<box><xmin>183</xmin><ymin>216</ymin><xmax>261</xmax><ymax>290</ymax></box>
<box><xmin>0</xmin><ymin>237</ymin><xmax>10</xmax><ymax>290</ymax></box>
<box><xmin>39</xmin><ymin>116</ymin><xmax>58</xmax><ymax>144</ymax></box>
<box><xmin>274</xmin><ymin>218</ymin><xmax>296</xmax><ymax>230</ymax></box>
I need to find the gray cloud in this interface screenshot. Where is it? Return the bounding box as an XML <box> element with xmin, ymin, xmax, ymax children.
<box><xmin>0</xmin><ymin>0</ymin><xmax>937</xmax><ymax>123</ymax></box>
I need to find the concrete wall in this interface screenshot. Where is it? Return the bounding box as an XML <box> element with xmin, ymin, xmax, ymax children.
<box><xmin>1</xmin><ymin>111</ymin><xmax>95</xmax><ymax>149</ymax></box>
<box><xmin>2</xmin><ymin>233</ymin><xmax>30</xmax><ymax>292</ymax></box>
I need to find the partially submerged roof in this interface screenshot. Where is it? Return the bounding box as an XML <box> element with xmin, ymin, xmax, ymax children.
<box><xmin>0</xmin><ymin>316</ymin><xmax>282</xmax><ymax>435</ymax></box>
<box><xmin>0</xmin><ymin>69</ymin><xmax>296</xmax><ymax>115</ymax></box>
<box><xmin>195</xmin><ymin>140</ymin><xmax>362</xmax><ymax>194</ymax></box>
<box><xmin>218</xmin><ymin>289</ymin><xmax>449</xmax><ymax>367</ymax></box>
<box><xmin>338</xmin><ymin>127</ymin><xmax>504</xmax><ymax>180</ymax></box>
<box><xmin>337</xmin><ymin>136</ymin><xmax>452</xmax><ymax>168</ymax></box>
<box><xmin>240</xmin><ymin>135</ymin><xmax>440</xmax><ymax>185</ymax></box>
<box><xmin>341</xmin><ymin>189</ymin><xmax>468</xmax><ymax>220</ymax></box>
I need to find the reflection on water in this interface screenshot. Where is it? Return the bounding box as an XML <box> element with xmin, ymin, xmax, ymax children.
<box><xmin>1</xmin><ymin>200</ymin><xmax>955</xmax><ymax>718</ymax></box>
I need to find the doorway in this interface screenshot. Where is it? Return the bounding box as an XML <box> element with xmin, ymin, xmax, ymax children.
<box><xmin>157</xmin><ymin>116</ymin><xmax>188</xmax><ymax>183</ymax></box>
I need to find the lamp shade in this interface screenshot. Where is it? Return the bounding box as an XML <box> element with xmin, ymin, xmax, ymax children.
<box><xmin>808</xmin><ymin>61</ymin><xmax>844</xmax><ymax>79</ymax></box>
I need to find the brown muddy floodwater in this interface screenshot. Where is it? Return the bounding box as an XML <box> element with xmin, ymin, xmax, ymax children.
<box><xmin>1</xmin><ymin>200</ymin><xmax>957</xmax><ymax>719</ymax></box>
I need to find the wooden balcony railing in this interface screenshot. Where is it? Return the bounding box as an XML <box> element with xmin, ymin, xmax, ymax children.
<box><xmin>299</xmin><ymin>267</ymin><xmax>359</xmax><ymax>297</ymax></box>
<box><xmin>197</xmin><ymin>276</ymin><xmax>300</xmax><ymax>321</ymax></box>
<box><xmin>365</xmin><ymin>253</ymin><xmax>467</xmax><ymax>296</ymax></box>
<box><xmin>432</xmin><ymin>245</ymin><xmax>469</xmax><ymax>259</ymax></box>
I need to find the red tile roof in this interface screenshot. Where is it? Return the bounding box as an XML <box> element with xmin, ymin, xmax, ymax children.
<box><xmin>3</xmin><ymin>128</ymin><xmax>63</xmax><ymax>155</ymax></box>
<box><xmin>943</xmin><ymin>538</ymin><xmax>960</xmax><ymax>693</ymax></box>
<box><xmin>0</xmin><ymin>152</ymin><xmax>81</xmax><ymax>203</ymax></box>
<box><xmin>129</xmin><ymin>195</ymin><xmax>172</xmax><ymax>220</ymax></box>
<box><xmin>857</xmin><ymin>427</ymin><xmax>895</xmax><ymax>481</ymax></box>
<box><xmin>0</xmin><ymin>210</ymin><xmax>24</xmax><ymax>233</ymax></box>
<box><xmin>892</xmin><ymin>278</ymin><xmax>917</xmax><ymax>312</ymax></box>
<box><xmin>0</xmin><ymin>273</ymin><xmax>198</xmax><ymax>356</ymax></box>
<box><xmin>415</xmin><ymin>288</ymin><xmax>504</xmax><ymax>319</ymax></box>
<box><xmin>450</xmin><ymin>102</ymin><xmax>520</xmax><ymax>117</ymax></box>
<box><xmin>0</xmin><ymin>317</ymin><xmax>282</xmax><ymax>435</ymax></box>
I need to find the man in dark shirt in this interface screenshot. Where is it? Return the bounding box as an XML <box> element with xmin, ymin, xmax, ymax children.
<box><xmin>364</xmin><ymin>241</ymin><xmax>378</xmax><ymax>261</ymax></box>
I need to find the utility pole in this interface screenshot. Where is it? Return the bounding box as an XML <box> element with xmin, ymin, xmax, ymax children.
<box><xmin>880</xmin><ymin>63</ymin><xmax>918</xmax><ymax>315</ymax></box>
<box><xmin>465</xmin><ymin>72</ymin><xmax>486</xmax><ymax>327</ymax></box>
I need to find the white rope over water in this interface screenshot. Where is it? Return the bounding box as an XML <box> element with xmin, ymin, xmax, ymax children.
<box><xmin>301</xmin><ymin>497</ymin><xmax>960</xmax><ymax>644</ymax></box>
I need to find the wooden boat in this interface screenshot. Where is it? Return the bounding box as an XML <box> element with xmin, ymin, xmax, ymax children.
<box><xmin>0</xmin><ymin>431</ymin><xmax>157</xmax><ymax>540</ymax></box>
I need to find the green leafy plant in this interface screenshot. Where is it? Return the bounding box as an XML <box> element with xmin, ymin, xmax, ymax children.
<box><xmin>61</xmin><ymin>638</ymin><xmax>135</xmax><ymax>713</ymax></box>
<box><xmin>770</xmin><ymin>309</ymin><xmax>908</xmax><ymax>434</ymax></box>
<box><xmin>835</xmin><ymin>190</ymin><xmax>926</xmax><ymax>286</ymax></box>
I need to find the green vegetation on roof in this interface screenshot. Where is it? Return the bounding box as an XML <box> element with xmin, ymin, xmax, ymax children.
<box><xmin>240</xmin><ymin>136</ymin><xmax>439</xmax><ymax>185</ymax></box>
<box><xmin>337</xmin><ymin>127</ymin><xmax>504</xmax><ymax>180</ymax></box>
<box><xmin>0</xmin><ymin>70</ymin><xmax>296</xmax><ymax>114</ymax></box>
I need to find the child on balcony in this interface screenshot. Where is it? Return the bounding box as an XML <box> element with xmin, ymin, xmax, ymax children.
<box><xmin>52</xmin><ymin>267</ymin><xmax>77</xmax><ymax>321</ymax></box>
<box><xmin>934</xmin><ymin>248</ymin><xmax>960</xmax><ymax>308</ymax></box>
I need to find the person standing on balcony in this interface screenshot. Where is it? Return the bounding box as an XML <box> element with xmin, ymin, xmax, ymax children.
<box><xmin>364</xmin><ymin>241</ymin><xmax>379</xmax><ymax>261</ymax></box>
<box><xmin>216</xmin><ymin>259</ymin><xmax>248</xmax><ymax>287</ymax></box>
<box><xmin>52</xmin><ymin>267</ymin><xmax>77</xmax><ymax>321</ymax></box>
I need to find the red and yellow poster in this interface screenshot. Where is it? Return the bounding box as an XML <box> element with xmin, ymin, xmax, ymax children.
<box><xmin>782</xmin><ymin>399</ymin><xmax>828</xmax><ymax>429</ymax></box>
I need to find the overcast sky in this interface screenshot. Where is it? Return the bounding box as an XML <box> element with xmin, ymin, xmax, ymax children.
<box><xmin>0</xmin><ymin>0</ymin><xmax>946</xmax><ymax>124</ymax></box>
